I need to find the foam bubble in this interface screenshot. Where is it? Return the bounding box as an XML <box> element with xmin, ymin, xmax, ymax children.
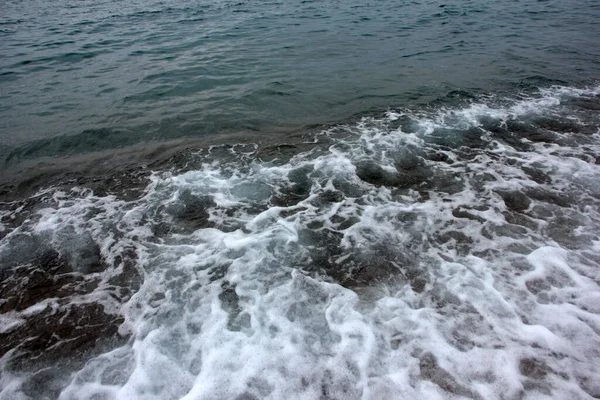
<box><xmin>1</xmin><ymin>85</ymin><xmax>600</xmax><ymax>399</ymax></box>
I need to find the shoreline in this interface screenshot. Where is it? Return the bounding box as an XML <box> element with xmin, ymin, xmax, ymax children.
<box><xmin>0</xmin><ymin>126</ymin><xmax>325</xmax><ymax>202</ymax></box>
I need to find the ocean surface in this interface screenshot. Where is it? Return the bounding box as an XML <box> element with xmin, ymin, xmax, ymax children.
<box><xmin>1</xmin><ymin>0</ymin><xmax>600</xmax><ymax>399</ymax></box>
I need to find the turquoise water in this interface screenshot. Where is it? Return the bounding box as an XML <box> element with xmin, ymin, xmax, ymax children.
<box><xmin>1</xmin><ymin>0</ymin><xmax>598</xmax><ymax>164</ymax></box>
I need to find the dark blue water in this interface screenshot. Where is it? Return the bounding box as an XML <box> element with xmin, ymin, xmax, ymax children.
<box><xmin>1</xmin><ymin>0</ymin><xmax>599</xmax><ymax>164</ymax></box>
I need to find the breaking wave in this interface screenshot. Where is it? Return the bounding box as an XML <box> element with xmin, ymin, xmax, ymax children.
<box><xmin>1</xmin><ymin>85</ymin><xmax>600</xmax><ymax>399</ymax></box>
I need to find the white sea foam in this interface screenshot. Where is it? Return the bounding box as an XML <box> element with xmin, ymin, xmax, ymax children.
<box><xmin>1</xmin><ymin>85</ymin><xmax>600</xmax><ymax>399</ymax></box>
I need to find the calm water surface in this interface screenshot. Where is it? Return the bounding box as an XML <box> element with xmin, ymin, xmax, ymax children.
<box><xmin>1</xmin><ymin>0</ymin><xmax>598</xmax><ymax>163</ymax></box>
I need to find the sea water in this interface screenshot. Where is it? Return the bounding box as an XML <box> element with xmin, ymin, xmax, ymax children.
<box><xmin>1</xmin><ymin>1</ymin><xmax>600</xmax><ymax>399</ymax></box>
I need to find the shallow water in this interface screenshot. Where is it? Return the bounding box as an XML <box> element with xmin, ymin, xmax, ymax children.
<box><xmin>1</xmin><ymin>0</ymin><xmax>600</xmax><ymax>399</ymax></box>
<box><xmin>1</xmin><ymin>85</ymin><xmax>600</xmax><ymax>399</ymax></box>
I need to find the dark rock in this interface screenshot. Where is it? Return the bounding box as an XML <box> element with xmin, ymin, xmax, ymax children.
<box><xmin>219</xmin><ymin>281</ymin><xmax>243</xmax><ymax>331</ymax></box>
<box><xmin>522</xmin><ymin>166</ymin><xmax>552</xmax><ymax>184</ymax></box>
<box><xmin>437</xmin><ymin>230</ymin><xmax>473</xmax><ymax>256</ymax></box>
<box><xmin>525</xmin><ymin>279</ymin><xmax>551</xmax><ymax>295</ymax></box>
<box><xmin>270</xmin><ymin>184</ymin><xmax>311</xmax><ymax>207</ymax></box>
<box><xmin>437</xmin><ymin>230</ymin><xmax>473</xmax><ymax>245</ymax></box>
<box><xmin>424</xmin><ymin>150</ymin><xmax>453</xmax><ymax>164</ymax></box>
<box><xmin>496</xmin><ymin>190</ymin><xmax>531</xmax><ymax>213</ymax></box>
<box><xmin>175</xmin><ymin>192</ymin><xmax>215</xmax><ymax>230</ymax></box>
<box><xmin>0</xmin><ymin>198</ymin><xmax>45</xmax><ymax>241</ymax></box>
<box><xmin>545</xmin><ymin>213</ymin><xmax>592</xmax><ymax>250</ymax></box>
<box><xmin>84</xmin><ymin>169</ymin><xmax>151</xmax><ymax>201</ymax></box>
<box><xmin>506</xmin><ymin>120</ymin><xmax>557</xmax><ymax>143</ymax></box>
<box><xmin>486</xmin><ymin>122</ymin><xmax>532</xmax><ymax>152</ymax></box>
<box><xmin>72</xmin><ymin>242</ymin><xmax>108</xmax><ymax>274</ymax></box>
<box><xmin>411</xmin><ymin>277</ymin><xmax>427</xmax><ymax>293</ymax></box>
<box><xmin>355</xmin><ymin>162</ymin><xmax>400</xmax><ymax>187</ymax></box>
<box><xmin>0</xmin><ymin>254</ymin><xmax>100</xmax><ymax>313</ymax></box>
<box><xmin>419</xmin><ymin>352</ymin><xmax>482</xmax><ymax>399</ymax></box>
<box><xmin>151</xmin><ymin>221</ymin><xmax>172</xmax><ymax>237</ymax></box>
<box><xmin>336</xmin><ymin>216</ymin><xmax>359</xmax><ymax>231</ymax></box>
<box><xmin>0</xmin><ymin>302</ymin><xmax>126</xmax><ymax>367</ymax></box>
<box><xmin>530</xmin><ymin>116</ymin><xmax>584</xmax><ymax>134</ymax></box>
<box><xmin>38</xmin><ymin>249</ymin><xmax>72</xmax><ymax>274</ymax></box>
<box><xmin>430</xmin><ymin>173</ymin><xmax>464</xmax><ymax>194</ymax></box>
<box><xmin>519</xmin><ymin>358</ymin><xmax>552</xmax><ymax>379</ymax></box>
<box><xmin>570</xmin><ymin>98</ymin><xmax>600</xmax><ymax>112</ymax></box>
<box><xmin>503</xmin><ymin>211</ymin><xmax>538</xmax><ymax>230</ymax></box>
<box><xmin>332</xmin><ymin>177</ymin><xmax>365</xmax><ymax>198</ymax></box>
<box><xmin>108</xmin><ymin>249</ymin><xmax>142</xmax><ymax>297</ymax></box>
<box><xmin>271</xmin><ymin>167</ymin><xmax>313</xmax><ymax>206</ymax></box>
<box><xmin>425</xmin><ymin>127</ymin><xmax>487</xmax><ymax>150</ymax></box>
<box><xmin>525</xmin><ymin>188</ymin><xmax>571</xmax><ymax>208</ymax></box>
<box><xmin>0</xmin><ymin>246</ymin><xmax>140</xmax><ymax>376</ymax></box>
<box><xmin>318</xmin><ymin>190</ymin><xmax>344</xmax><ymax>204</ymax></box>
<box><xmin>452</xmin><ymin>207</ymin><xmax>485</xmax><ymax>223</ymax></box>
<box><xmin>355</xmin><ymin>159</ymin><xmax>432</xmax><ymax>189</ymax></box>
